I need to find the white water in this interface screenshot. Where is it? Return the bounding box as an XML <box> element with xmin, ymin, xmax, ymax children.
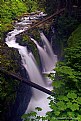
<box><xmin>5</xmin><ymin>12</ymin><xmax>56</xmax><ymax>119</ymax></box>
<box><xmin>6</xmin><ymin>32</ymin><xmax>46</xmax><ymax>96</ymax></box>
<box><xmin>30</xmin><ymin>37</ymin><xmax>55</xmax><ymax>72</ymax></box>
<box><xmin>40</xmin><ymin>32</ymin><xmax>57</xmax><ymax>65</ymax></box>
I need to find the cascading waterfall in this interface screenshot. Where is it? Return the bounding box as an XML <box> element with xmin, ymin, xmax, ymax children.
<box><xmin>40</xmin><ymin>32</ymin><xmax>57</xmax><ymax>65</ymax></box>
<box><xmin>6</xmin><ymin>29</ymin><xmax>51</xmax><ymax>119</ymax></box>
<box><xmin>5</xmin><ymin>32</ymin><xmax>46</xmax><ymax>95</ymax></box>
<box><xmin>29</xmin><ymin>52</ymin><xmax>37</xmax><ymax>64</ymax></box>
<box><xmin>5</xmin><ymin>12</ymin><xmax>57</xmax><ymax>120</ymax></box>
<box><xmin>26</xmin><ymin>31</ymin><xmax>58</xmax><ymax>117</ymax></box>
<box><xmin>30</xmin><ymin>37</ymin><xmax>55</xmax><ymax>72</ymax></box>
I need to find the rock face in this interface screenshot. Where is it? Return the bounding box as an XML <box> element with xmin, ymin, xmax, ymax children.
<box><xmin>6</xmin><ymin>63</ymin><xmax>32</xmax><ymax>121</ymax></box>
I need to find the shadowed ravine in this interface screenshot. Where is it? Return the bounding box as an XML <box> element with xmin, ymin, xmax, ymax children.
<box><xmin>5</xmin><ymin>12</ymin><xmax>57</xmax><ymax>121</ymax></box>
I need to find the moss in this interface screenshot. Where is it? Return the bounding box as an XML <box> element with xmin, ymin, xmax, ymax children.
<box><xmin>68</xmin><ymin>24</ymin><xmax>81</xmax><ymax>47</ymax></box>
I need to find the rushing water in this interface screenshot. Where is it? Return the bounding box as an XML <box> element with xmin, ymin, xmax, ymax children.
<box><xmin>5</xmin><ymin>12</ymin><xmax>57</xmax><ymax>121</ymax></box>
<box><xmin>40</xmin><ymin>32</ymin><xmax>57</xmax><ymax>65</ymax></box>
<box><xmin>30</xmin><ymin>37</ymin><xmax>55</xmax><ymax>72</ymax></box>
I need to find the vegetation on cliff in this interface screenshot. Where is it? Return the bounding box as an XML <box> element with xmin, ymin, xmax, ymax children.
<box><xmin>0</xmin><ymin>0</ymin><xmax>81</xmax><ymax>121</ymax></box>
<box><xmin>47</xmin><ymin>24</ymin><xmax>81</xmax><ymax>121</ymax></box>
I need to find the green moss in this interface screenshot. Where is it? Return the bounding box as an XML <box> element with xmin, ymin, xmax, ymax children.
<box><xmin>68</xmin><ymin>24</ymin><xmax>81</xmax><ymax>47</ymax></box>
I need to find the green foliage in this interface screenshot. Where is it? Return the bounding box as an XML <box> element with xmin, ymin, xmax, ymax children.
<box><xmin>0</xmin><ymin>0</ymin><xmax>27</xmax><ymax>35</ymax></box>
<box><xmin>0</xmin><ymin>44</ymin><xmax>21</xmax><ymax>121</ymax></box>
<box><xmin>55</xmin><ymin>14</ymin><xmax>79</xmax><ymax>45</ymax></box>
<box><xmin>23</xmin><ymin>23</ymin><xmax>81</xmax><ymax>121</ymax></box>
<box><xmin>68</xmin><ymin>24</ymin><xmax>81</xmax><ymax>47</ymax></box>
<box><xmin>0</xmin><ymin>1</ymin><xmax>27</xmax><ymax>120</ymax></box>
<box><xmin>0</xmin><ymin>1</ymin><xmax>46</xmax><ymax>120</ymax></box>
<box><xmin>0</xmin><ymin>73</ymin><xmax>19</xmax><ymax>121</ymax></box>
<box><xmin>47</xmin><ymin>24</ymin><xmax>81</xmax><ymax>121</ymax></box>
<box><xmin>23</xmin><ymin>0</ymin><xmax>38</xmax><ymax>12</ymax></box>
<box><xmin>22</xmin><ymin>107</ymin><xmax>47</xmax><ymax>121</ymax></box>
<box><xmin>1</xmin><ymin>0</ymin><xmax>81</xmax><ymax>121</ymax></box>
<box><xmin>51</xmin><ymin>12</ymin><xmax>79</xmax><ymax>59</ymax></box>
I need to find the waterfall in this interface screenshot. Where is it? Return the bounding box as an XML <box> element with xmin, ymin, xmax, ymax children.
<box><xmin>5</xmin><ymin>12</ymin><xmax>57</xmax><ymax>120</ymax></box>
<box><xmin>40</xmin><ymin>32</ymin><xmax>57</xmax><ymax>65</ymax></box>
<box><xmin>6</xmin><ymin>33</ymin><xmax>46</xmax><ymax>94</ymax></box>
<box><xmin>30</xmin><ymin>37</ymin><xmax>55</xmax><ymax>72</ymax></box>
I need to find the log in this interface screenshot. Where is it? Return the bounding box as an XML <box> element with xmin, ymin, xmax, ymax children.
<box><xmin>2</xmin><ymin>9</ymin><xmax>64</xmax><ymax>95</ymax></box>
<box><xmin>16</xmin><ymin>8</ymin><xmax>65</xmax><ymax>36</ymax></box>
<box><xmin>0</xmin><ymin>68</ymin><xmax>53</xmax><ymax>95</ymax></box>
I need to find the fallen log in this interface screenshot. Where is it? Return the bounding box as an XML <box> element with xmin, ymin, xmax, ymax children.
<box><xmin>0</xmin><ymin>68</ymin><xmax>53</xmax><ymax>95</ymax></box>
<box><xmin>16</xmin><ymin>8</ymin><xmax>65</xmax><ymax>36</ymax></box>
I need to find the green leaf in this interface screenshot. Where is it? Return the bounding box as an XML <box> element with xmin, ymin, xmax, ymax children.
<box><xmin>29</xmin><ymin>111</ymin><xmax>37</xmax><ymax>117</ymax></box>
<box><xmin>67</xmin><ymin>102</ymin><xmax>73</xmax><ymax>108</ymax></box>
<box><xmin>41</xmin><ymin>116</ymin><xmax>47</xmax><ymax>120</ymax></box>
<box><xmin>53</xmin><ymin>81</ymin><xmax>64</xmax><ymax>88</ymax></box>
<box><xmin>21</xmin><ymin>114</ymin><xmax>28</xmax><ymax>119</ymax></box>
<box><xmin>57</xmin><ymin>101</ymin><xmax>66</xmax><ymax>111</ymax></box>
<box><xmin>58</xmin><ymin>96</ymin><xmax>69</xmax><ymax>101</ymax></box>
<box><xmin>35</xmin><ymin>107</ymin><xmax>42</xmax><ymax>111</ymax></box>
<box><xmin>67</xmin><ymin>92</ymin><xmax>77</xmax><ymax>99</ymax></box>
<box><xmin>54</xmin><ymin>111</ymin><xmax>60</xmax><ymax>116</ymax></box>
<box><xmin>50</xmin><ymin>117</ymin><xmax>58</xmax><ymax>121</ymax></box>
<box><xmin>72</xmin><ymin>99</ymin><xmax>77</xmax><ymax>103</ymax></box>
<box><xmin>67</xmin><ymin>112</ymin><xmax>75</xmax><ymax>117</ymax></box>
<box><xmin>77</xmin><ymin>97</ymin><xmax>81</xmax><ymax>104</ymax></box>
<box><xmin>77</xmin><ymin>115</ymin><xmax>81</xmax><ymax>121</ymax></box>
<box><xmin>68</xmin><ymin>103</ymin><xmax>79</xmax><ymax>111</ymax></box>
